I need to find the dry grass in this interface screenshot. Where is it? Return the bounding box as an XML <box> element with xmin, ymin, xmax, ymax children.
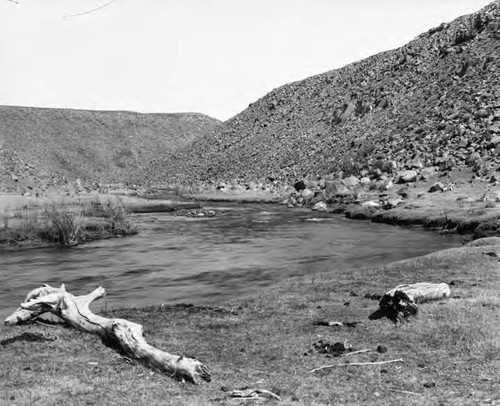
<box><xmin>0</xmin><ymin>196</ymin><xmax>137</xmax><ymax>247</ymax></box>
<box><xmin>1</xmin><ymin>244</ymin><xmax>499</xmax><ymax>405</ymax></box>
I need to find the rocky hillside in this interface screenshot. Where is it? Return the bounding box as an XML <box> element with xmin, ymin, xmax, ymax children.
<box><xmin>0</xmin><ymin>106</ymin><xmax>221</xmax><ymax>193</ymax></box>
<box><xmin>165</xmin><ymin>1</ymin><xmax>500</xmax><ymax>186</ymax></box>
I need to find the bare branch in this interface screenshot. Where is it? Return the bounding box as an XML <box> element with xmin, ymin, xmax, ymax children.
<box><xmin>309</xmin><ymin>359</ymin><xmax>404</xmax><ymax>373</ymax></box>
<box><xmin>64</xmin><ymin>0</ymin><xmax>119</xmax><ymax>19</ymax></box>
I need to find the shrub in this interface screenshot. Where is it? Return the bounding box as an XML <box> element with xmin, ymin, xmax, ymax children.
<box><xmin>101</xmin><ymin>199</ymin><xmax>138</xmax><ymax>235</ymax></box>
<box><xmin>0</xmin><ymin>196</ymin><xmax>138</xmax><ymax>248</ymax></box>
<box><xmin>40</xmin><ymin>205</ymin><xmax>83</xmax><ymax>246</ymax></box>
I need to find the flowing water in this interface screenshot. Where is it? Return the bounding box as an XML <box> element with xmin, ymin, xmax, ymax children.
<box><xmin>0</xmin><ymin>202</ymin><xmax>462</xmax><ymax>322</ymax></box>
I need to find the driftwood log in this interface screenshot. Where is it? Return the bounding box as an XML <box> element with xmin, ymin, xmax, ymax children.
<box><xmin>369</xmin><ymin>282</ymin><xmax>451</xmax><ymax>323</ymax></box>
<box><xmin>4</xmin><ymin>284</ymin><xmax>211</xmax><ymax>384</ymax></box>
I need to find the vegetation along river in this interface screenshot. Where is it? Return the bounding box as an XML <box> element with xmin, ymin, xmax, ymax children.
<box><xmin>0</xmin><ymin>202</ymin><xmax>463</xmax><ymax>322</ymax></box>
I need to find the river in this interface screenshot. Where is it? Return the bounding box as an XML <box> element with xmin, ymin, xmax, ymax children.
<box><xmin>0</xmin><ymin>202</ymin><xmax>462</xmax><ymax>322</ymax></box>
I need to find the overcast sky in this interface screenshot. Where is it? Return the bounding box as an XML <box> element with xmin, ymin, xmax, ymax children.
<box><xmin>0</xmin><ymin>0</ymin><xmax>493</xmax><ymax>121</ymax></box>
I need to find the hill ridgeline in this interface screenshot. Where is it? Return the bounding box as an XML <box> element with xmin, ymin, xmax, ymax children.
<box><xmin>0</xmin><ymin>106</ymin><xmax>221</xmax><ymax>193</ymax></box>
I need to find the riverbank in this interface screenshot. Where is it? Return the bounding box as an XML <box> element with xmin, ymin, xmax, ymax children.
<box><xmin>0</xmin><ymin>193</ymin><xmax>201</xmax><ymax>249</ymax></box>
<box><xmin>1</xmin><ymin>238</ymin><xmax>499</xmax><ymax>405</ymax></box>
<box><xmin>179</xmin><ymin>167</ymin><xmax>500</xmax><ymax>239</ymax></box>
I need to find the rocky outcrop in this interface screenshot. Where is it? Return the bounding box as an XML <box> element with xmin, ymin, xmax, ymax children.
<box><xmin>163</xmin><ymin>2</ymin><xmax>500</xmax><ymax>189</ymax></box>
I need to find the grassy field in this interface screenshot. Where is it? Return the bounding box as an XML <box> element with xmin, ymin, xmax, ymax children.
<box><xmin>1</xmin><ymin>242</ymin><xmax>499</xmax><ymax>405</ymax></box>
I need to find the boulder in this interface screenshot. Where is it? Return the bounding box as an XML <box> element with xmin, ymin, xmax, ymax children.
<box><xmin>405</xmin><ymin>158</ymin><xmax>424</xmax><ymax>170</ymax></box>
<box><xmin>343</xmin><ymin>175</ymin><xmax>360</xmax><ymax>187</ymax></box>
<box><xmin>383</xmin><ymin>196</ymin><xmax>403</xmax><ymax>209</ymax></box>
<box><xmin>312</xmin><ymin>201</ymin><xmax>327</xmax><ymax>211</ymax></box>
<box><xmin>420</xmin><ymin>167</ymin><xmax>437</xmax><ymax>180</ymax></box>
<box><xmin>428</xmin><ymin>182</ymin><xmax>445</xmax><ymax>193</ymax></box>
<box><xmin>301</xmin><ymin>188</ymin><xmax>315</xmax><ymax>200</ymax></box>
<box><xmin>396</xmin><ymin>170</ymin><xmax>418</xmax><ymax>183</ymax></box>
<box><xmin>325</xmin><ymin>181</ymin><xmax>351</xmax><ymax>199</ymax></box>
<box><xmin>377</xmin><ymin>179</ymin><xmax>393</xmax><ymax>191</ymax></box>
<box><xmin>488</xmin><ymin>135</ymin><xmax>500</xmax><ymax>147</ymax></box>
<box><xmin>359</xmin><ymin>176</ymin><xmax>371</xmax><ymax>186</ymax></box>
<box><xmin>361</xmin><ymin>200</ymin><xmax>380</xmax><ymax>208</ymax></box>
<box><xmin>346</xmin><ymin>205</ymin><xmax>379</xmax><ymax>219</ymax></box>
<box><xmin>293</xmin><ymin>180</ymin><xmax>306</xmax><ymax>192</ymax></box>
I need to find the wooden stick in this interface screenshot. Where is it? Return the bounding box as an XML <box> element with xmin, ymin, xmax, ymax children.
<box><xmin>344</xmin><ymin>349</ymin><xmax>372</xmax><ymax>356</ymax></box>
<box><xmin>310</xmin><ymin>358</ymin><xmax>404</xmax><ymax>373</ymax></box>
<box><xmin>387</xmin><ymin>389</ymin><xmax>422</xmax><ymax>396</ymax></box>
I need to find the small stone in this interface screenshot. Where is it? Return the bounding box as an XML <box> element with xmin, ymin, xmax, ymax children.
<box><xmin>397</xmin><ymin>186</ymin><xmax>409</xmax><ymax>198</ymax></box>
<box><xmin>423</xmin><ymin>382</ymin><xmax>436</xmax><ymax>388</ymax></box>
<box><xmin>428</xmin><ymin>182</ymin><xmax>445</xmax><ymax>193</ymax></box>
<box><xmin>376</xmin><ymin>345</ymin><xmax>388</xmax><ymax>354</ymax></box>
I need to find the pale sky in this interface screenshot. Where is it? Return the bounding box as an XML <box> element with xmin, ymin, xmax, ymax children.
<box><xmin>0</xmin><ymin>0</ymin><xmax>493</xmax><ymax>121</ymax></box>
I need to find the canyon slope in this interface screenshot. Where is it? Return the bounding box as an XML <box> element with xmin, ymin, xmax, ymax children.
<box><xmin>164</xmin><ymin>1</ymin><xmax>500</xmax><ymax>187</ymax></box>
<box><xmin>0</xmin><ymin>106</ymin><xmax>221</xmax><ymax>193</ymax></box>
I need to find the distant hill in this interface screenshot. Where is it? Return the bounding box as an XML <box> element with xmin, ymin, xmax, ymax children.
<box><xmin>164</xmin><ymin>1</ymin><xmax>500</xmax><ymax>185</ymax></box>
<box><xmin>0</xmin><ymin>106</ymin><xmax>221</xmax><ymax>192</ymax></box>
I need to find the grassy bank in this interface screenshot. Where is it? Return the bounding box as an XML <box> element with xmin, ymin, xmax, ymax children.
<box><xmin>1</xmin><ymin>242</ymin><xmax>499</xmax><ymax>405</ymax></box>
<box><xmin>0</xmin><ymin>196</ymin><xmax>138</xmax><ymax>248</ymax></box>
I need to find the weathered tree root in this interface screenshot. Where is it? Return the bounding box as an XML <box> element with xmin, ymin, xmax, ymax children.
<box><xmin>369</xmin><ymin>282</ymin><xmax>451</xmax><ymax>323</ymax></box>
<box><xmin>5</xmin><ymin>284</ymin><xmax>211</xmax><ymax>384</ymax></box>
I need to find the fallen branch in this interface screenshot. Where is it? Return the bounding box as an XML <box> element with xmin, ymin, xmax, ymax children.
<box><xmin>228</xmin><ymin>388</ymin><xmax>282</xmax><ymax>401</ymax></box>
<box><xmin>387</xmin><ymin>389</ymin><xmax>422</xmax><ymax>396</ymax></box>
<box><xmin>309</xmin><ymin>358</ymin><xmax>404</xmax><ymax>373</ymax></box>
<box><xmin>313</xmin><ymin>320</ymin><xmax>361</xmax><ymax>327</ymax></box>
<box><xmin>64</xmin><ymin>0</ymin><xmax>119</xmax><ymax>18</ymax></box>
<box><xmin>4</xmin><ymin>284</ymin><xmax>211</xmax><ymax>384</ymax></box>
<box><xmin>344</xmin><ymin>349</ymin><xmax>372</xmax><ymax>357</ymax></box>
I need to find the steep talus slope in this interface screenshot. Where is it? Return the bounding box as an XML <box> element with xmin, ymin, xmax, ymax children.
<box><xmin>166</xmin><ymin>1</ymin><xmax>500</xmax><ymax>185</ymax></box>
<box><xmin>0</xmin><ymin>106</ymin><xmax>221</xmax><ymax>192</ymax></box>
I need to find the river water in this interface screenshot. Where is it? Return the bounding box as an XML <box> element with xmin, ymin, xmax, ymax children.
<box><xmin>0</xmin><ymin>202</ymin><xmax>462</xmax><ymax>322</ymax></box>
